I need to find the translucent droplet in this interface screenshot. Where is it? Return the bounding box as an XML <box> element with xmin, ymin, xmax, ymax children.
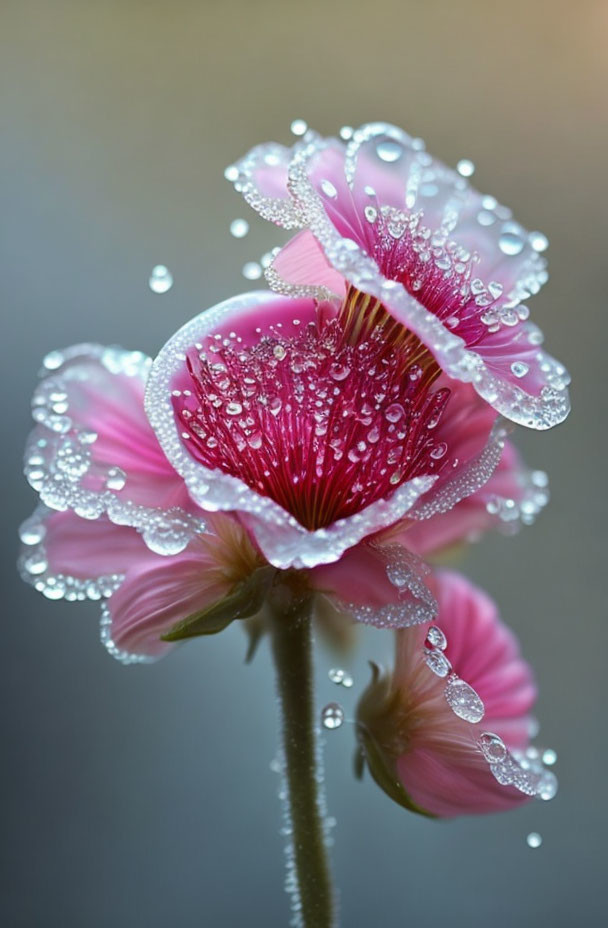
<box><xmin>364</xmin><ymin>205</ymin><xmax>378</xmax><ymax>223</ymax></box>
<box><xmin>321</xmin><ymin>703</ymin><xmax>344</xmax><ymax>730</ymax></box>
<box><xmin>499</xmin><ymin>231</ymin><xmax>525</xmax><ymax>257</ymax></box>
<box><xmin>290</xmin><ymin>118</ymin><xmax>308</xmax><ymax>136</ymax></box>
<box><xmin>230</xmin><ymin>218</ymin><xmax>249</xmax><ymax>238</ymax></box>
<box><xmin>149</xmin><ymin>265</ymin><xmax>173</xmax><ymax>294</ymax></box>
<box><xmin>526</xmin><ymin>832</ymin><xmax>542</xmax><ymax>849</ymax></box>
<box><xmin>542</xmin><ymin>748</ymin><xmax>557</xmax><ymax>766</ymax></box>
<box><xmin>511</xmin><ymin>361</ymin><xmax>529</xmax><ymax>378</ymax></box>
<box><xmin>456</xmin><ymin>158</ymin><xmax>475</xmax><ymax>177</ymax></box>
<box><xmin>376</xmin><ymin>139</ymin><xmax>403</xmax><ymax>163</ymax></box>
<box><xmin>426</xmin><ymin>625</ymin><xmax>447</xmax><ymax>650</ymax></box>
<box><xmin>477</xmin><ymin>210</ymin><xmax>496</xmax><ymax>227</ymax></box>
<box><xmin>329</xmin><ymin>362</ymin><xmax>350</xmax><ymax>381</ymax></box>
<box><xmin>224</xmin><ymin>165</ymin><xmax>239</xmax><ymax>182</ymax></box>
<box><xmin>430</xmin><ymin>442</ymin><xmax>447</xmax><ymax>460</ymax></box>
<box><xmin>247</xmin><ymin>431</ymin><xmax>263</xmax><ymax>449</ymax></box>
<box><xmin>320</xmin><ymin>179</ymin><xmax>338</xmax><ymax>199</ymax></box>
<box><xmin>385</xmin><ymin>403</ymin><xmax>404</xmax><ymax>423</ymax></box>
<box><xmin>104</xmin><ymin>466</ymin><xmax>127</xmax><ymax>491</ymax></box>
<box><xmin>478</xmin><ymin>732</ymin><xmax>508</xmax><ymax>763</ymax></box>
<box><xmin>226</xmin><ymin>402</ymin><xmax>242</xmax><ymax>416</ymax></box>
<box><xmin>424</xmin><ymin>649</ymin><xmax>452</xmax><ymax>678</ymax></box>
<box><xmin>43</xmin><ymin>350</ymin><xmax>65</xmax><ymax>370</ymax></box>
<box><xmin>529</xmin><ymin>231</ymin><xmax>548</xmax><ymax>253</ymax></box>
<box><xmin>19</xmin><ymin>517</ymin><xmax>46</xmax><ymax>545</ymax></box>
<box><xmin>328</xmin><ymin>668</ymin><xmax>345</xmax><ymax>684</ymax></box>
<box><xmin>538</xmin><ymin>771</ymin><xmax>558</xmax><ymax>801</ymax></box>
<box><xmin>444</xmin><ymin>675</ymin><xmax>485</xmax><ymax>722</ymax></box>
<box><xmin>273</xmin><ymin>344</ymin><xmax>287</xmax><ymax>360</ymax></box>
<box><xmin>339</xmin><ymin>126</ymin><xmax>353</xmax><ymax>140</ymax></box>
<box><xmin>242</xmin><ymin>261</ymin><xmax>262</xmax><ymax>280</ymax></box>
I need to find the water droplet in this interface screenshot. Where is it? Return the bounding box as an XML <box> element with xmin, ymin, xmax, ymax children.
<box><xmin>424</xmin><ymin>649</ymin><xmax>452</xmax><ymax>678</ymax></box>
<box><xmin>444</xmin><ymin>675</ymin><xmax>485</xmax><ymax>722</ymax></box>
<box><xmin>320</xmin><ymin>179</ymin><xmax>338</xmax><ymax>199</ymax></box>
<box><xmin>268</xmin><ymin>396</ymin><xmax>282</xmax><ymax>416</ymax></box>
<box><xmin>24</xmin><ymin>552</ymin><xmax>48</xmax><ymax>575</ymax></box>
<box><xmin>149</xmin><ymin>265</ymin><xmax>173</xmax><ymax>294</ymax></box>
<box><xmin>430</xmin><ymin>442</ymin><xmax>448</xmax><ymax>460</ymax></box>
<box><xmin>385</xmin><ymin>403</ymin><xmax>404</xmax><ymax>423</ymax></box>
<box><xmin>273</xmin><ymin>344</ymin><xmax>287</xmax><ymax>361</ymax></box>
<box><xmin>328</xmin><ymin>668</ymin><xmax>345</xmax><ymax>684</ymax></box>
<box><xmin>230</xmin><ymin>218</ymin><xmax>249</xmax><ymax>238</ymax></box>
<box><xmin>499</xmin><ymin>230</ymin><xmax>525</xmax><ymax>257</ymax></box>
<box><xmin>290</xmin><ymin>118</ymin><xmax>308</xmax><ymax>136</ymax></box>
<box><xmin>19</xmin><ymin>517</ymin><xmax>46</xmax><ymax>545</ymax></box>
<box><xmin>542</xmin><ymin>748</ymin><xmax>557</xmax><ymax>766</ymax></box>
<box><xmin>226</xmin><ymin>402</ymin><xmax>243</xmax><ymax>416</ymax></box>
<box><xmin>477</xmin><ymin>210</ymin><xmax>496</xmax><ymax>227</ymax></box>
<box><xmin>426</xmin><ymin>625</ymin><xmax>447</xmax><ymax>650</ymax></box>
<box><xmin>43</xmin><ymin>350</ymin><xmax>64</xmax><ymax>370</ymax></box>
<box><xmin>529</xmin><ymin>231</ymin><xmax>548</xmax><ymax>252</ymax></box>
<box><xmin>526</xmin><ymin>832</ymin><xmax>542</xmax><ymax>849</ymax></box>
<box><xmin>247</xmin><ymin>431</ymin><xmax>263</xmax><ymax>449</ymax></box>
<box><xmin>376</xmin><ymin>139</ymin><xmax>403</xmax><ymax>163</ymax></box>
<box><xmin>224</xmin><ymin>165</ymin><xmax>239</xmax><ymax>181</ymax></box>
<box><xmin>538</xmin><ymin>771</ymin><xmax>558</xmax><ymax>800</ymax></box>
<box><xmin>340</xmin><ymin>126</ymin><xmax>353</xmax><ymax>140</ymax></box>
<box><xmin>329</xmin><ymin>362</ymin><xmax>350</xmax><ymax>381</ymax></box>
<box><xmin>456</xmin><ymin>158</ymin><xmax>475</xmax><ymax>177</ymax></box>
<box><xmin>321</xmin><ymin>703</ymin><xmax>344</xmax><ymax>730</ymax></box>
<box><xmin>105</xmin><ymin>466</ymin><xmax>127</xmax><ymax>491</ymax></box>
<box><xmin>511</xmin><ymin>361</ymin><xmax>529</xmax><ymax>378</ymax></box>
<box><xmin>478</xmin><ymin>732</ymin><xmax>508</xmax><ymax>763</ymax></box>
<box><xmin>364</xmin><ymin>205</ymin><xmax>377</xmax><ymax>223</ymax></box>
<box><xmin>242</xmin><ymin>261</ymin><xmax>262</xmax><ymax>280</ymax></box>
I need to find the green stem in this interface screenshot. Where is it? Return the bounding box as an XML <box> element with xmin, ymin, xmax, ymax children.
<box><xmin>268</xmin><ymin>587</ymin><xmax>336</xmax><ymax>928</ymax></box>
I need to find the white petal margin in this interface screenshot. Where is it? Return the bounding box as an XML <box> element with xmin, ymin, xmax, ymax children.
<box><xmin>25</xmin><ymin>344</ymin><xmax>206</xmax><ymax>557</ymax></box>
<box><xmin>231</xmin><ymin>123</ymin><xmax>570</xmax><ymax>431</ymax></box>
<box><xmin>145</xmin><ymin>291</ymin><xmax>437</xmax><ymax>571</ymax></box>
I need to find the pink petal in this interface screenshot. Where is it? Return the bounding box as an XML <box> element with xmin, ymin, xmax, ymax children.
<box><xmin>270</xmin><ymin>229</ymin><xmax>346</xmax><ymax>296</ymax></box>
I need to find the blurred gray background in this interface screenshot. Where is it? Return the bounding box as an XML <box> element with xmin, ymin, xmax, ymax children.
<box><xmin>1</xmin><ymin>1</ymin><xmax>606</xmax><ymax>925</ymax></box>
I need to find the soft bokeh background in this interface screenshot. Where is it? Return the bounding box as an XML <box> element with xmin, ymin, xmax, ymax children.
<box><xmin>1</xmin><ymin>1</ymin><xmax>606</xmax><ymax>925</ymax></box>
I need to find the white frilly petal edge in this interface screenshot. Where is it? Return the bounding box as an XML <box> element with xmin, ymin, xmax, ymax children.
<box><xmin>18</xmin><ymin>504</ymin><xmax>153</xmax><ymax>665</ymax></box>
<box><xmin>144</xmin><ymin>290</ymin><xmax>437</xmax><ymax>570</ymax></box>
<box><xmin>232</xmin><ymin>124</ymin><xmax>570</xmax><ymax>431</ymax></box>
<box><xmin>25</xmin><ymin>344</ymin><xmax>206</xmax><ymax>557</ymax></box>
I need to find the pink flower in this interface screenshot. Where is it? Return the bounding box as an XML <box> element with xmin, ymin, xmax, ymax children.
<box><xmin>229</xmin><ymin>122</ymin><xmax>570</xmax><ymax>430</ymax></box>
<box><xmin>19</xmin><ymin>291</ymin><xmax>546</xmax><ymax>660</ymax></box>
<box><xmin>356</xmin><ymin>570</ymin><xmax>557</xmax><ymax>817</ymax></box>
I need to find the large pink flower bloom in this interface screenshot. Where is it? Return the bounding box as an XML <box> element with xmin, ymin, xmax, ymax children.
<box><xmin>356</xmin><ymin>570</ymin><xmax>557</xmax><ymax>817</ymax></box>
<box><xmin>229</xmin><ymin>122</ymin><xmax>570</xmax><ymax>430</ymax></box>
<box><xmin>20</xmin><ymin>291</ymin><xmax>545</xmax><ymax>660</ymax></box>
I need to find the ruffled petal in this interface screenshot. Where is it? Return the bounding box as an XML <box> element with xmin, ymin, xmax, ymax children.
<box><xmin>310</xmin><ymin>541</ymin><xmax>437</xmax><ymax>628</ymax></box>
<box><xmin>231</xmin><ymin>123</ymin><xmax>570</xmax><ymax>430</ymax></box>
<box><xmin>25</xmin><ymin>344</ymin><xmax>206</xmax><ymax>556</ymax></box>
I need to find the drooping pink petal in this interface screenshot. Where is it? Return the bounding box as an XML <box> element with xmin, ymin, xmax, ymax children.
<box><xmin>25</xmin><ymin>345</ymin><xmax>206</xmax><ymax>556</ymax></box>
<box><xmin>357</xmin><ymin>570</ymin><xmax>551</xmax><ymax>818</ymax></box>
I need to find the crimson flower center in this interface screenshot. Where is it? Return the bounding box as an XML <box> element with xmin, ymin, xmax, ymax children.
<box><xmin>174</xmin><ymin>289</ymin><xmax>452</xmax><ymax>530</ymax></box>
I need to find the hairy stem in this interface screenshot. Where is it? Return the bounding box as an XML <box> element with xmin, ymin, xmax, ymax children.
<box><xmin>268</xmin><ymin>587</ymin><xmax>336</xmax><ymax>928</ymax></box>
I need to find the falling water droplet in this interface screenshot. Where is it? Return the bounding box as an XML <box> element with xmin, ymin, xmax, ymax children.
<box><xmin>542</xmin><ymin>748</ymin><xmax>557</xmax><ymax>766</ymax></box>
<box><xmin>376</xmin><ymin>139</ymin><xmax>403</xmax><ymax>162</ymax></box>
<box><xmin>224</xmin><ymin>165</ymin><xmax>239</xmax><ymax>181</ymax></box>
<box><xmin>328</xmin><ymin>668</ymin><xmax>354</xmax><ymax>688</ymax></box>
<box><xmin>526</xmin><ymin>832</ymin><xmax>542</xmax><ymax>849</ymax></box>
<box><xmin>242</xmin><ymin>261</ymin><xmax>262</xmax><ymax>280</ymax></box>
<box><xmin>529</xmin><ymin>231</ymin><xmax>549</xmax><ymax>252</ymax></box>
<box><xmin>444</xmin><ymin>675</ymin><xmax>485</xmax><ymax>722</ymax></box>
<box><xmin>230</xmin><ymin>218</ymin><xmax>249</xmax><ymax>238</ymax></box>
<box><xmin>149</xmin><ymin>265</ymin><xmax>173</xmax><ymax>294</ymax></box>
<box><xmin>321</xmin><ymin>703</ymin><xmax>344</xmax><ymax>730</ymax></box>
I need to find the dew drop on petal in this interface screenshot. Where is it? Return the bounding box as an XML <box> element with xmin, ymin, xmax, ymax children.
<box><xmin>529</xmin><ymin>231</ymin><xmax>549</xmax><ymax>252</ymax></box>
<box><xmin>149</xmin><ymin>265</ymin><xmax>173</xmax><ymax>294</ymax></box>
<box><xmin>444</xmin><ymin>675</ymin><xmax>485</xmax><ymax>722</ymax></box>
<box><xmin>321</xmin><ymin>703</ymin><xmax>344</xmax><ymax>729</ymax></box>
<box><xmin>499</xmin><ymin>230</ymin><xmax>525</xmax><ymax>257</ymax></box>
<box><xmin>478</xmin><ymin>732</ymin><xmax>508</xmax><ymax>763</ymax></box>
<box><xmin>320</xmin><ymin>179</ymin><xmax>338</xmax><ymax>199</ymax></box>
<box><xmin>376</xmin><ymin>139</ymin><xmax>403</xmax><ymax>163</ymax></box>
<box><xmin>242</xmin><ymin>261</ymin><xmax>262</xmax><ymax>280</ymax></box>
<box><xmin>526</xmin><ymin>832</ymin><xmax>542</xmax><ymax>849</ymax></box>
<box><xmin>224</xmin><ymin>165</ymin><xmax>239</xmax><ymax>181</ymax></box>
<box><xmin>424</xmin><ymin>649</ymin><xmax>452</xmax><ymax>678</ymax></box>
<box><xmin>230</xmin><ymin>219</ymin><xmax>249</xmax><ymax>238</ymax></box>
<box><xmin>339</xmin><ymin>126</ymin><xmax>353</xmax><ymax>140</ymax></box>
<box><xmin>511</xmin><ymin>361</ymin><xmax>529</xmax><ymax>378</ymax></box>
<box><xmin>104</xmin><ymin>466</ymin><xmax>127</xmax><ymax>491</ymax></box>
<box><xmin>426</xmin><ymin>625</ymin><xmax>447</xmax><ymax>650</ymax></box>
<box><xmin>226</xmin><ymin>401</ymin><xmax>243</xmax><ymax>416</ymax></box>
